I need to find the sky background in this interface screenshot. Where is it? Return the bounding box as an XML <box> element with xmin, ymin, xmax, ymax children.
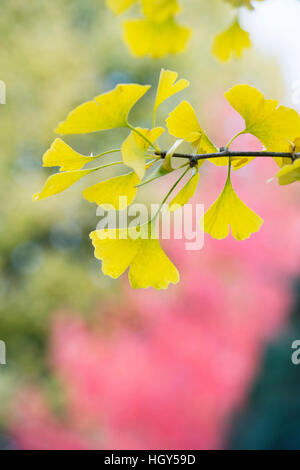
<box><xmin>243</xmin><ymin>0</ymin><xmax>300</xmax><ymax>107</ymax></box>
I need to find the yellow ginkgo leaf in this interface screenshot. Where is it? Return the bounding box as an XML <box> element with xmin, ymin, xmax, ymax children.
<box><xmin>122</xmin><ymin>127</ymin><xmax>164</xmax><ymax>180</ymax></box>
<box><xmin>154</xmin><ymin>69</ymin><xmax>189</xmax><ymax>121</ymax></box>
<box><xmin>141</xmin><ymin>0</ymin><xmax>180</xmax><ymax>22</ymax></box>
<box><xmin>168</xmin><ymin>171</ymin><xmax>200</xmax><ymax>212</ymax></box>
<box><xmin>166</xmin><ymin>101</ymin><xmax>216</xmax><ymax>152</ymax></box>
<box><xmin>123</xmin><ymin>18</ymin><xmax>191</xmax><ymax>58</ymax></box>
<box><xmin>82</xmin><ymin>171</ymin><xmax>139</xmax><ymax>209</ymax></box>
<box><xmin>128</xmin><ymin>232</ymin><xmax>179</xmax><ymax>289</ymax></box>
<box><xmin>106</xmin><ymin>0</ymin><xmax>137</xmax><ymax>15</ymax></box>
<box><xmin>33</xmin><ymin>169</ymin><xmax>93</xmax><ymax>201</ymax></box>
<box><xmin>91</xmin><ymin>227</ymin><xmax>138</xmax><ymax>279</ymax></box>
<box><xmin>212</xmin><ymin>18</ymin><xmax>251</xmax><ymax>62</ymax></box>
<box><xmin>276</xmin><ymin>158</ymin><xmax>300</xmax><ymax>186</ymax></box>
<box><xmin>166</xmin><ymin>101</ymin><xmax>224</xmax><ymax>163</ymax></box>
<box><xmin>90</xmin><ymin>224</ymin><xmax>179</xmax><ymax>290</ymax></box>
<box><xmin>42</xmin><ymin>138</ymin><xmax>96</xmax><ymax>172</ymax></box>
<box><xmin>225</xmin><ymin>84</ymin><xmax>300</xmax><ymax>166</ymax></box>
<box><xmin>201</xmin><ymin>175</ymin><xmax>263</xmax><ymax>240</ymax></box>
<box><xmin>56</xmin><ymin>84</ymin><xmax>150</xmax><ymax>135</ymax></box>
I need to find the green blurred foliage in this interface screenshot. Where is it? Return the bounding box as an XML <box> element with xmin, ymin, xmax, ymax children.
<box><xmin>0</xmin><ymin>0</ymin><xmax>283</xmax><ymax>435</ymax></box>
<box><xmin>228</xmin><ymin>281</ymin><xmax>300</xmax><ymax>450</ymax></box>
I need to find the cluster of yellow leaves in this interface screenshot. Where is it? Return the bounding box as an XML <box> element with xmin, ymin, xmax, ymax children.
<box><xmin>106</xmin><ymin>0</ymin><xmax>190</xmax><ymax>58</ymax></box>
<box><xmin>35</xmin><ymin>70</ymin><xmax>300</xmax><ymax>290</ymax></box>
<box><xmin>106</xmin><ymin>0</ymin><xmax>266</xmax><ymax>61</ymax></box>
<box><xmin>35</xmin><ymin>69</ymin><xmax>190</xmax><ymax>289</ymax></box>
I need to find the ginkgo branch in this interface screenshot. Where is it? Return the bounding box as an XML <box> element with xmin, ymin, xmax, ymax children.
<box><xmin>36</xmin><ymin>70</ymin><xmax>300</xmax><ymax>290</ymax></box>
<box><xmin>156</xmin><ymin>149</ymin><xmax>299</xmax><ymax>165</ymax></box>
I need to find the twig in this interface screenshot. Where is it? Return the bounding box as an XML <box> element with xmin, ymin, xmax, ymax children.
<box><xmin>156</xmin><ymin>148</ymin><xmax>299</xmax><ymax>165</ymax></box>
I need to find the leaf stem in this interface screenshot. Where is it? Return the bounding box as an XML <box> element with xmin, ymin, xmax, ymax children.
<box><xmin>227</xmin><ymin>157</ymin><xmax>232</xmax><ymax>181</ymax></box>
<box><xmin>152</xmin><ymin>166</ymin><xmax>190</xmax><ymax>221</ymax></box>
<box><xmin>153</xmin><ymin>109</ymin><xmax>157</xmax><ymax>129</ymax></box>
<box><xmin>92</xmin><ymin>149</ymin><xmax>120</xmax><ymax>159</ymax></box>
<box><xmin>89</xmin><ymin>161</ymin><xmax>125</xmax><ymax>172</ymax></box>
<box><xmin>225</xmin><ymin>130</ymin><xmax>245</xmax><ymax>149</ymax></box>
<box><xmin>83</xmin><ymin>158</ymin><xmax>157</xmax><ymax>174</ymax></box>
<box><xmin>136</xmin><ymin>161</ymin><xmax>189</xmax><ymax>188</ymax></box>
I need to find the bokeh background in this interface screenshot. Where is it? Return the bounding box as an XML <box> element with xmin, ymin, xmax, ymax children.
<box><xmin>1</xmin><ymin>0</ymin><xmax>300</xmax><ymax>450</ymax></box>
